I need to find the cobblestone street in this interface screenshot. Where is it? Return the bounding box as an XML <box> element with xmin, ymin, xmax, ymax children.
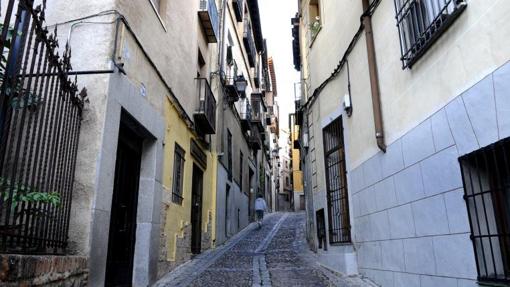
<box><xmin>155</xmin><ymin>213</ymin><xmax>372</xmax><ymax>287</ymax></box>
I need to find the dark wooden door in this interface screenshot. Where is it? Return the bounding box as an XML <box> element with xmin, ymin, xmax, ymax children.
<box><xmin>191</xmin><ymin>164</ymin><xmax>204</xmax><ymax>254</ymax></box>
<box><xmin>105</xmin><ymin>124</ymin><xmax>143</xmax><ymax>287</ymax></box>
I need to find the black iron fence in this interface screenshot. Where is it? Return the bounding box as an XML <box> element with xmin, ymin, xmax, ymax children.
<box><xmin>194</xmin><ymin>78</ymin><xmax>216</xmax><ymax>134</ymax></box>
<box><xmin>0</xmin><ymin>0</ymin><xmax>86</xmax><ymax>254</ymax></box>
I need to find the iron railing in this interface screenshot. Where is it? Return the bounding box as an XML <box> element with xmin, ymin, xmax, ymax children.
<box><xmin>232</xmin><ymin>0</ymin><xmax>244</xmax><ymax>22</ymax></box>
<box><xmin>394</xmin><ymin>0</ymin><xmax>467</xmax><ymax>69</ymax></box>
<box><xmin>250</xmin><ymin>93</ymin><xmax>265</xmax><ymax>131</ymax></box>
<box><xmin>243</xmin><ymin>18</ymin><xmax>256</xmax><ymax>68</ymax></box>
<box><xmin>323</xmin><ymin>117</ymin><xmax>351</xmax><ymax>244</ymax></box>
<box><xmin>0</xmin><ymin>0</ymin><xmax>86</xmax><ymax>254</ymax></box>
<box><xmin>194</xmin><ymin>78</ymin><xmax>216</xmax><ymax>134</ymax></box>
<box><xmin>460</xmin><ymin>137</ymin><xmax>510</xmax><ymax>284</ymax></box>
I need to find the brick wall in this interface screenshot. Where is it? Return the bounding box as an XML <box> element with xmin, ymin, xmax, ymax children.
<box><xmin>0</xmin><ymin>255</ymin><xmax>88</xmax><ymax>286</ymax></box>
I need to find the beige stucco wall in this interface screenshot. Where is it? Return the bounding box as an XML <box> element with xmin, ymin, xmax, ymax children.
<box><xmin>302</xmin><ymin>0</ymin><xmax>510</xmax><ymax>169</ymax></box>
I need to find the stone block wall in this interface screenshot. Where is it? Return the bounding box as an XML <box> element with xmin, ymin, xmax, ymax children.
<box><xmin>350</xmin><ymin>61</ymin><xmax>510</xmax><ymax>287</ymax></box>
<box><xmin>0</xmin><ymin>255</ymin><xmax>88</xmax><ymax>286</ymax></box>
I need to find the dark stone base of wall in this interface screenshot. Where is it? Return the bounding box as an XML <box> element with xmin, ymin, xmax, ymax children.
<box><xmin>0</xmin><ymin>255</ymin><xmax>88</xmax><ymax>286</ymax></box>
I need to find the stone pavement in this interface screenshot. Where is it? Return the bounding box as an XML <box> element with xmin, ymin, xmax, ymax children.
<box><xmin>154</xmin><ymin>213</ymin><xmax>374</xmax><ymax>287</ymax></box>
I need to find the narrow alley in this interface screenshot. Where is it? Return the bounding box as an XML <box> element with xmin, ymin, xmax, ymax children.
<box><xmin>155</xmin><ymin>213</ymin><xmax>370</xmax><ymax>287</ymax></box>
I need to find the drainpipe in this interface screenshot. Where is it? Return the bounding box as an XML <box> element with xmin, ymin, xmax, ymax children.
<box><xmin>362</xmin><ymin>0</ymin><xmax>386</xmax><ymax>152</ymax></box>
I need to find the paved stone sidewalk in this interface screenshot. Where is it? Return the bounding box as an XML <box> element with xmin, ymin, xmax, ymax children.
<box><xmin>154</xmin><ymin>213</ymin><xmax>373</xmax><ymax>287</ymax></box>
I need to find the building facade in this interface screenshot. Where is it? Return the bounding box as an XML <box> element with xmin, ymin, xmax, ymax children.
<box><xmin>290</xmin><ymin>113</ymin><xmax>305</xmax><ymax>211</ymax></box>
<box><xmin>0</xmin><ymin>0</ymin><xmax>276</xmax><ymax>286</ymax></box>
<box><xmin>294</xmin><ymin>0</ymin><xmax>510</xmax><ymax>286</ymax></box>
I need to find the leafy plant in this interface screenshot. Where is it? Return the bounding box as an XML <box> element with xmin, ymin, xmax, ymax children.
<box><xmin>0</xmin><ymin>176</ymin><xmax>61</xmax><ymax>211</ymax></box>
<box><xmin>310</xmin><ymin>16</ymin><xmax>322</xmax><ymax>40</ymax></box>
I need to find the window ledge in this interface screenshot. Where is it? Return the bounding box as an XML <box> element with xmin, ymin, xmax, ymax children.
<box><xmin>149</xmin><ymin>0</ymin><xmax>168</xmax><ymax>32</ymax></box>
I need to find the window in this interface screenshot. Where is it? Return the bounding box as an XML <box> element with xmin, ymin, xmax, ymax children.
<box><xmin>240</xmin><ymin>151</ymin><xmax>244</xmax><ymax>192</ymax></box>
<box><xmin>172</xmin><ymin>144</ymin><xmax>186</xmax><ymax>205</ymax></box>
<box><xmin>227</xmin><ymin>130</ymin><xmax>232</xmax><ymax>180</ymax></box>
<box><xmin>309</xmin><ymin>0</ymin><xmax>321</xmax><ymax>41</ymax></box>
<box><xmin>460</xmin><ymin>137</ymin><xmax>510</xmax><ymax>284</ymax></box>
<box><xmin>394</xmin><ymin>0</ymin><xmax>467</xmax><ymax>69</ymax></box>
<box><xmin>323</xmin><ymin>117</ymin><xmax>350</xmax><ymax>244</ymax></box>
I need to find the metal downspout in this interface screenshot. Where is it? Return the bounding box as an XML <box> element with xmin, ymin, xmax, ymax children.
<box><xmin>362</xmin><ymin>0</ymin><xmax>386</xmax><ymax>152</ymax></box>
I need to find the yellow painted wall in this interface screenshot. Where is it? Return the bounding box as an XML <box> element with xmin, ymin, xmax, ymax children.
<box><xmin>291</xmin><ymin>130</ymin><xmax>303</xmax><ymax>193</ymax></box>
<box><xmin>161</xmin><ymin>98</ymin><xmax>217</xmax><ymax>262</ymax></box>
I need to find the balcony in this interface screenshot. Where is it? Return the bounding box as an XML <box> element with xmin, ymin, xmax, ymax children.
<box><xmin>248</xmin><ymin>125</ymin><xmax>261</xmax><ymax>151</ymax></box>
<box><xmin>198</xmin><ymin>0</ymin><xmax>219</xmax><ymax>43</ymax></box>
<box><xmin>194</xmin><ymin>78</ymin><xmax>217</xmax><ymax>134</ymax></box>
<box><xmin>270</xmin><ymin>116</ymin><xmax>279</xmax><ymax>134</ymax></box>
<box><xmin>250</xmin><ymin>93</ymin><xmax>266</xmax><ymax>132</ymax></box>
<box><xmin>243</xmin><ymin>19</ymin><xmax>257</xmax><ymax>67</ymax></box>
<box><xmin>232</xmin><ymin>0</ymin><xmax>244</xmax><ymax>22</ymax></box>
<box><xmin>224</xmin><ymin>60</ymin><xmax>240</xmax><ymax>102</ymax></box>
<box><xmin>238</xmin><ymin>97</ymin><xmax>251</xmax><ymax>131</ymax></box>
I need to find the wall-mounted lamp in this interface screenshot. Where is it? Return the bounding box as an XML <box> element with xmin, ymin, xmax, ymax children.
<box><xmin>344</xmin><ymin>60</ymin><xmax>353</xmax><ymax>117</ymax></box>
<box><xmin>235</xmin><ymin>74</ymin><xmax>248</xmax><ymax>98</ymax></box>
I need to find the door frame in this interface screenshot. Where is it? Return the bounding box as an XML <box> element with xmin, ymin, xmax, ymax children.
<box><xmin>88</xmin><ymin>75</ymin><xmax>165</xmax><ymax>287</ymax></box>
<box><xmin>191</xmin><ymin>163</ymin><xmax>204</xmax><ymax>254</ymax></box>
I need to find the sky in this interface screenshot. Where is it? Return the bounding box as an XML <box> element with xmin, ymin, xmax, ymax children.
<box><xmin>259</xmin><ymin>0</ymin><xmax>300</xmax><ymax>132</ymax></box>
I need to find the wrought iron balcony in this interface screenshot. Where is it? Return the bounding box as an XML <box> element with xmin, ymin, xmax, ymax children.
<box><xmin>250</xmin><ymin>93</ymin><xmax>266</xmax><ymax>132</ymax></box>
<box><xmin>199</xmin><ymin>0</ymin><xmax>219</xmax><ymax>43</ymax></box>
<box><xmin>248</xmin><ymin>125</ymin><xmax>261</xmax><ymax>151</ymax></box>
<box><xmin>238</xmin><ymin>97</ymin><xmax>251</xmax><ymax>131</ymax></box>
<box><xmin>232</xmin><ymin>0</ymin><xmax>244</xmax><ymax>22</ymax></box>
<box><xmin>243</xmin><ymin>19</ymin><xmax>257</xmax><ymax>67</ymax></box>
<box><xmin>194</xmin><ymin>78</ymin><xmax>217</xmax><ymax>134</ymax></box>
<box><xmin>224</xmin><ymin>60</ymin><xmax>240</xmax><ymax>102</ymax></box>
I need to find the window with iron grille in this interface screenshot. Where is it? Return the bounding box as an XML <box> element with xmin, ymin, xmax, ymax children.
<box><xmin>394</xmin><ymin>0</ymin><xmax>467</xmax><ymax>69</ymax></box>
<box><xmin>323</xmin><ymin>117</ymin><xmax>351</xmax><ymax>244</ymax></box>
<box><xmin>460</xmin><ymin>137</ymin><xmax>510</xmax><ymax>284</ymax></box>
<box><xmin>240</xmin><ymin>151</ymin><xmax>244</xmax><ymax>192</ymax></box>
<box><xmin>227</xmin><ymin>130</ymin><xmax>233</xmax><ymax>180</ymax></box>
<box><xmin>172</xmin><ymin>144</ymin><xmax>185</xmax><ymax>205</ymax></box>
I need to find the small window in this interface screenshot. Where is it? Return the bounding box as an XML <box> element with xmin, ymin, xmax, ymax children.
<box><xmin>227</xmin><ymin>130</ymin><xmax>233</xmax><ymax>179</ymax></box>
<box><xmin>172</xmin><ymin>144</ymin><xmax>185</xmax><ymax>205</ymax></box>
<box><xmin>309</xmin><ymin>0</ymin><xmax>321</xmax><ymax>41</ymax></box>
<box><xmin>460</xmin><ymin>137</ymin><xmax>510</xmax><ymax>284</ymax></box>
<box><xmin>240</xmin><ymin>151</ymin><xmax>244</xmax><ymax>192</ymax></box>
<box><xmin>394</xmin><ymin>0</ymin><xmax>467</xmax><ymax>69</ymax></box>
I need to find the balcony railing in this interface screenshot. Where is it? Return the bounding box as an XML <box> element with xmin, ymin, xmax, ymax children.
<box><xmin>238</xmin><ymin>97</ymin><xmax>251</xmax><ymax>131</ymax></box>
<box><xmin>248</xmin><ymin>125</ymin><xmax>261</xmax><ymax>151</ymax></box>
<box><xmin>232</xmin><ymin>0</ymin><xmax>244</xmax><ymax>22</ymax></box>
<box><xmin>251</xmin><ymin>93</ymin><xmax>266</xmax><ymax>132</ymax></box>
<box><xmin>224</xmin><ymin>60</ymin><xmax>240</xmax><ymax>102</ymax></box>
<box><xmin>194</xmin><ymin>78</ymin><xmax>217</xmax><ymax>134</ymax></box>
<box><xmin>394</xmin><ymin>0</ymin><xmax>467</xmax><ymax>69</ymax></box>
<box><xmin>199</xmin><ymin>0</ymin><xmax>219</xmax><ymax>43</ymax></box>
<box><xmin>243</xmin><ymin>19</ymin><xmax>257</xmax><ymax>67</ymax></box>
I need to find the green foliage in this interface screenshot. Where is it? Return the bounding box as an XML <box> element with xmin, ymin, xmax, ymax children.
<box><xmin>0</xmin><ymin>176</ymin><xmax>61</xmax><ymax>211</ymax></box>
<box><xmin>0</xmin><ymin>25</ymin><xmax>42</xmax><ymax>110</ymax></box>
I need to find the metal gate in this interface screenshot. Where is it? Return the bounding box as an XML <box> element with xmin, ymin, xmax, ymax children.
<box><xmin>323</xmin><ymin>117</ymin><xmax>351</xmax><ymax>244</ymax></box>
<box><xmin>0</xmin><ymin>0</ymin><xmax>86</xmax><ymax>254</ymax></box>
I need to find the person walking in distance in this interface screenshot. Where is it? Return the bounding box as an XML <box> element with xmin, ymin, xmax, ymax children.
<box><xmin>255</xmin><ymin>194</ymin><xmax>267</xmax><ymax>229</ymax></box>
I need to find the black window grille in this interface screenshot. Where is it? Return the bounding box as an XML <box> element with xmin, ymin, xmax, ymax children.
<box><xmin>394</xmin><ymin>0</ymin><xmax>467</xmax><ymax>69</ymax></box>
<box><xmin>323</xmin><ymin>117</ymin><xmax>351</xmax><ymax>244</ymax></box>
<box><xmin>172</xmin><ymin>144</ymin><xmax>185</xmax><ymax>205</ymax></box>
<box><xmin>460</xmin><ymin>137</ymin><xmax>510</xmax><ymax>284</ymax></box>
<box><xmin>227</xmin><ymin>130</ymin><xmax>232</xmax><ymax>180</ymax></box>
<box><xmin>240</xmin><ymin>151</ymin><xmax>243</xmax><ymax>192</ymax></box>
<box><xmin>0</xmin><ymin>0</ymin><xmax>86</xmax><ymax>255</ymax></box>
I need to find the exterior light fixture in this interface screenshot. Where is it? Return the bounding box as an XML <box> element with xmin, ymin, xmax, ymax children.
<box><xmin>235</xmin><ymin>74</ymin><xmax>248</xmax><ymax>97</ymax></box>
